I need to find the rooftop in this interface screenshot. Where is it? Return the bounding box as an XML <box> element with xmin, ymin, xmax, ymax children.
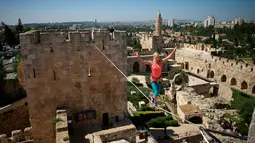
<box><xmin>188</xmin><ymin>74</ymin><xmax>209</xmax><ymax>87</ymax></box>
<box><xmin>179</xmin><ymin>104</ymin><xmax>201</xmax><ymax>115</ymax></box>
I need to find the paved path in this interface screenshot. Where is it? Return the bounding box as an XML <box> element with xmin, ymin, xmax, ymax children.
<box><xmin>127</xmin><ymin>75</ymin><xmax>148</xmax><ymax>88</ymax></box>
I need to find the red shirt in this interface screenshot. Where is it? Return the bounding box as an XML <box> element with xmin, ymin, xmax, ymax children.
<box><xmin>150</xmin><ymin>62</ymin><xmax>162</xmax><ymax>82</ymax></box>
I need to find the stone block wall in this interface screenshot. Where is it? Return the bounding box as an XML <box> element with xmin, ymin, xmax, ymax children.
<box><xmin>0</xmin><ymin>98</ymin><xmax>30</xmax><ymax>136</ymax></box>
<box><xmin>19</xmin><ymin>30</ymin><xmax>128</xmax><ymax>142</ymax></box>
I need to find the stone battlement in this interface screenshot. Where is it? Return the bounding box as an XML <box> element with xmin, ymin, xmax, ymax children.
<box><xmin>0</xmin><ymin>127</ymin><xmax>32</xmax><ymax>143</ymax></box>
<box><xmin>20</xmin><ymin>30</ymin><xmax>127</xmax><ymax>45</ymax></box>
<box><xmin>210</xmin><ymin>56</ymin><xmax>254</xmax><ymax>73</ymax></box>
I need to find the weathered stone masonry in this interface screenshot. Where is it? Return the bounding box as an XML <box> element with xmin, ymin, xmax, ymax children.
<box><xmin>176</xmin><ymin>48</ymin><xmax>255</xmax><ymax>99</ymax></box>
<box><xmin>19</xmin><ymin>30</ymin><xmax>128</xmax><ymax>143</ymax></box>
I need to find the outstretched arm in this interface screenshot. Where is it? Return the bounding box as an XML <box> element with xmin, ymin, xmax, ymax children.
<box><xmin>135</xmin><ymin>52</ymin><xmax>152</xmax><ymax>65</ymax></box>
<box><xmin>162</xmin><ymin>48</ymin><xmax>177</xmax><ymax>63</ymax></box>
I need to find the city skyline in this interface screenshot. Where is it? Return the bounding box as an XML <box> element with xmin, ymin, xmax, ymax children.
<box><xmin>0</xmin><ymin>0</ymin><xmax>255</xmax><ymax>25</ymax></box>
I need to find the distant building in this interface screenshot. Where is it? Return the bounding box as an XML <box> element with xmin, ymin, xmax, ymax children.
<box><xmin>155</xmin><ymin>11</ymin><xmax>162</xmax><ymax>36</ymax></box>
<box><xmin>214</xmin><ymin>22</ymin><xmax>235</xmax><ymax>29</ymax></box>
<box><xmin>168</xmin><ymin>19</ymin><xmax>175</xmax><ymax>27</ymax></box>
<box><xmin>235</xmin><ymin>18</ymin><xmax>244</xmax><ymax>25</ymax></box>
<box><xmin>204</xmin><ymin>16</ymin><xmax>215</xmax><ymax>27</ymax></box>
<box><xmin>168</xmin><ymin>20</ymin><xmax>171</xmax><ymax>26</ymax></box>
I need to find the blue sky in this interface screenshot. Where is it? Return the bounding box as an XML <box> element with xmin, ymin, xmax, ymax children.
<box><xmin>0</xmin><ymin>0</ymin><xmax>254</xmax><ymax>25</ymax></box>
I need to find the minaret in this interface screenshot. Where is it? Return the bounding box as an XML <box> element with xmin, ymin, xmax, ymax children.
<box><xmin>155</xmin><ymin>11</ymin><xmax>162</xmax><ymax>36</ymax></box>
<box><xmin>18</xmin><ymin>18</ymin><xmax>22</xmax><ymax>25</ymax></box>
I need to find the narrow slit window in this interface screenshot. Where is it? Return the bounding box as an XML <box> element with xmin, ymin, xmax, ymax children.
<box><xmin>33</xmin><ymin>68</ymin><xmax>36</xmax><ymax>78</ymax></box>
<box><xmin>54</xmin><ymin>71</ymin><xmax>56</xmax><ymax>80</ymax></box>
<box><xmin>102</xmin><ymin>40</ymin><xmax>105</xmax><ymax>50</ymax></box>
<box><xmin>50</xmin><ymin>43</ymin><xmax>54</xmax><ymax>53</ymax></box>
<box><xmin>77</xmin><ymin>45</ymin><xmax>80</xmax><ymax>51</ymax></box>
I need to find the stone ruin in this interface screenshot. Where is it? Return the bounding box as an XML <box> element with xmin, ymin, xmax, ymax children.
<box><xmin>0</xmin><ymin>127</ymin><xmax>32</xmax><ymax>143</ymax></box>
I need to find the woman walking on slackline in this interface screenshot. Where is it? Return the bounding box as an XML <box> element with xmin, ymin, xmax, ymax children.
<box><xmin>135</xmin><ymin>48</ymin><xmax>177</xmax><ymax>106</ymax></box>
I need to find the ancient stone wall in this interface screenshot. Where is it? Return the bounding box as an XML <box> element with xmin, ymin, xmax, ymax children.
<box><xmin>176</xmin><ymin>48</ymin><xmax>255</xmax><ymax>99</ymax></box>
<box><xmin>89</xmin><ymin>125</ymin><xmax>137</xmax><ymax>143</ymax></box>
<box><xmin>0</xmin><ymin>98</ymin><xmax>30</xmax><ymax>136</ymax></box>
<box><xmin>140</xmin><ymin>34</ymin><xmax>162</xmax><ymax>52</ymax></box>
<box><xmin>56</xmin><ymin>109</ymin><xmax>69</xmax><ymax>143</ymax></box>
<box><xmin>183</xmin><ymin>43</ymin><xmax>212</xmax><ymax>52</ymax></box>
<box><xmin>19</xmin><ymin>30</ymin><xmax>128</xmax><ymax>142</ymax></box>
<box><xmin>140</xmin><ymin>34</ymin><xmax>153</xmax><ymax>51</ymax></box>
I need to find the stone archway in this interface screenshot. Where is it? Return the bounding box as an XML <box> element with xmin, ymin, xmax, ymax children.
<box><xmin>221</xmin><ymin>74</ymin><xmax>227</xmax><ymax>82</ymax></box>
<box><xmin>208</xmin><ymin>70</ymin><xmax>215</xmax><ymax>78</ymax></box>
<box><xmin>146</xmin><ymin>65</ymin><xmax>151</xmax><ymax>73</ymax></box>
<box><xmin>169</xmin><ymin>73</ymin><xmax>186</xmax><ymax>102</ymax></box>
<box><xmin>230</xmin><ymin>78</ymin><xmax>237</xmax><ymax>85</ymax></box>
<box><xmin>133</xmin><ymin>62</ymin><xmax>140</xmax><ymax>73</ymax></box>
<box><xmin>252</xmin><ymin>86</ymin><xmax>255</xmax><ymax>94</ymax></box>
<box><xmin>188</xmin><ymin>116</ymin><xmax>203</xmax><ymax>124</ymax></box>
<box><xmin>241</xmin><ymin>81</ymin><xmax>248</xmax><ymax>90</ymax></box>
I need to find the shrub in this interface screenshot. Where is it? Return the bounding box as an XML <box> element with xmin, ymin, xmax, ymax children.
<box><xmin>63</xmin><ymin>136</ymin><xmax>69</xmax><ymax>141</ymax></box>
<box><xmin>132</xmin><ymin>77</ymin><xmax>140</xmax><ymax>83</ymax></box>
<box><xmin>131</xmin><ymin>77</ymin><xmax>143</xmax><ymax>86</ymax></box>
<box><xmin>165</xmin><ymin>115</ymin><xmax>173</xmax><ymax>120</ymax></box>
<box><xmin>138</xmin><ymin>106</ymin><xmax>155</xmax><ymax>111</ymax></box>
<box><xmin>223</xmin><ymin>113</ymin><xmax>249</xmax><ymax>136</ymax></box>
<box><xmin>166</xmin><ymin>120</ymin><xmax>179</xmax><ymax>127</ymax></box>
<box><xmin>146</xmin><ymin>116</ymin><xmax>167</xmax><ymax>128</ymax></box>
<box><xmin>127</xmin><ymin>81</ymin><xmax>153</xmax><ymax>108</ymax></box>
<box><xmin>134</xmin><ymin>111</ymin><xmax>165</xmax><ymax>122</ymax></box>
<box><xmin>146</xmin><ymin>116</ymin><xmax>179</xmax><ymax>128</ymax></box>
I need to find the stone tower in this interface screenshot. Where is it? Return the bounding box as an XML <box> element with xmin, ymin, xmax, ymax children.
<box><xmin>155</xmin><ymin>11</ymin><xmax>162</xmax><ymax>36</ymax></box>
<box><xmin>19</xmin><ymin>30</ymin><xmax>127</xmax><ymax>142</ymax></box>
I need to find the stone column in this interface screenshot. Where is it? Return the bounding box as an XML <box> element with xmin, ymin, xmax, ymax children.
<box><xmin>248</xmin><ymin>108</ymin><xmax>255</xmax><ymax>143</ymax></box>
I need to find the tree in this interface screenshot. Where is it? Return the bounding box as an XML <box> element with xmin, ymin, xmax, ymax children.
<box><xmin>0</xmin><ymin>60</ymin><xmax>6</xmax><ymax>104</ymax></box>
<box><xmin>4</xmin><ymin>24</ymin><xmax>18</xmax><ymax>46</ymax></box>
<box><xmin>24</xmin><ymin>27</ymin><xmax>32</xmax><ymax>32</ymax></box>
<box><xmin>13</xmin><ymin>54</ymin><xmax>22</xmax><ymax>75</ymax></box>
<box><xmin>167</xmin><ymin>68</ymin><xmax>189</xmax><ymax>85</ymax></box>
<box><xmin>15</xmin><ymin>18</ymin><xmax>24</xmax><ymax>33</ymax></box>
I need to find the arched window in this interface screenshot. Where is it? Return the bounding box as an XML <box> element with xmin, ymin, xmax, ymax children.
<box><xmin>221</xmin><ymin>75</ymin><xmax>227</xmax><ymax>82</ymax></box>
<box><xmin>133</xmin><ymin>62</ymin><xmax>140</xmax><ymax>73</ymax></box>
<box><xmin>230</xmin><ymin>78</ymin><xmax>237</xmax><ymax>85</ymax></box>
<box><xmin>241</xmin><ymin>81</ymin><xmax>248</xmax><ymax>90</ymax></box>
<box><xmin>209</xmin><ymin>71</ymin><xmax>214</xmax><ymax>78</ymax></box>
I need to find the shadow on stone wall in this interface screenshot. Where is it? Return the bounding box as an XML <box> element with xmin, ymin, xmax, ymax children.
<box><xmin>0</xmin><ymin>97</ymin><xmax>30</xmax><ymax>136</ymax></box>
